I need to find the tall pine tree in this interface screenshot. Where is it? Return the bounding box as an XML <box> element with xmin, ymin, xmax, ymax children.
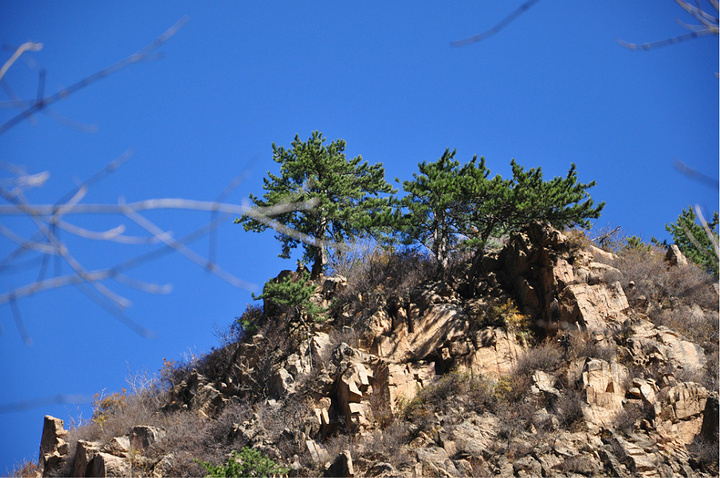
<box><xmin>237</xmin><ymin>131</ymin><xmax>396</xmax><ymax>278</ymax></box>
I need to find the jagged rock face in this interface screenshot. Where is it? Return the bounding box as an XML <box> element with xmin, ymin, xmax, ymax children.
<box><xmin>38</xmin><ymin>416</ymin><xmax>68</xmax><ymax>476</ymax></box>
<box><xmin>486</xmin><ymin>221</ymin><xmax>631</xmax><ymax>332</ymax></box>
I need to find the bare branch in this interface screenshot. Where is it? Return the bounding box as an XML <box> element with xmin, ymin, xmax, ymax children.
<box><xmin>619</xmin><ymin>0</ymin><xmax>718</xmax><ymax>50</ymax></box>
<box><xmin>0</xmin><ymin>41</ymin><xmax>43</xmax><ymax>82</ymax></box>
<box><xmin>674</xmin><ymin>160</ymin><xmax>720</xmax><ymax>188</ymax></box>
<box><xmin>0</xmin><ymin>17</ymin><xmax>188</xmax><ymax>136</ymax></box>
<box><xmin>451</xmin><ymin>0</ymin><xmax>542</xmax><ymax>47</ymax></box>
<box><xmin>694</xmin><ymin>204</ymin><xmax>720</xmax><ymax>257</ymax></box>
<box><xmin>10</xmin><ymin>297</ymin><xmax>33</xmax><ymax>346</ymax></box>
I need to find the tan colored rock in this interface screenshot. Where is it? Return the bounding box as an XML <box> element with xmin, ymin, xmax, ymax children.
<box><xmin>374</xmin><ymin>304</ymin><xmax>467</xmax><ymax>362</ymax></box>
<box><xmin>89</xmin><ymin>452</ymin><xmax>131</xmax><ymax>477</ymax></box>
<box><xmin>662</xmin><ymin>382</ymin><xmax>709</xmax><ymax>421</ymax></box>
<box><xmin>665</xmin><ymin>244</ymin><xmax>688</xmax><ymax>267</ymax></box>
<box><xmin>468</xmin><ymin>327</ymin><xmax>522</xmax><ymax>378</ymax></box>
<box><xmin>449</xmin><ymin>415</ymin><xmax>499</xmax><ymax>454</ymax></box>
<box><xmin>531</xmin><ymin>370</ymin><xmax>561</xmax><ymax>398</ymax></box>
<box><xmin>654</xmin><ymin>328</ymin><xmax>706</xmax><ymax>373</ymax></box>
<box><xmin>39</xmin><ymin>415</ymin><xmax>68</xmax><ymax>476</ymax></box>
<box><xmin>152</xmin><ymin>454</ymin><xmax>174</xmax><ymax>478</ymax></box>
<box><xmin>306</xmin><ymin>439</ymin><xmax>328</xmax><ymax>463</ymax></box>
<box><xmin>74</xmin><ymin>440</ymin><xmax>102</xmax><ymax>477</ymax></box>
<box><xmin>614</xmin><ymin>436</ymin><xmax>658</xmax><ymax>475</ymax></box>
<box><xmin>130</xmin><ymin>425</ymin><xmax>165</xmax><ymax>451</ymax></box>
<box><xmin>314</xmin><ymin>396</ymin><xmax>332</xmax><ymax>426</ymax></box>
<box><xmin>561</xmin><ymin>281</ymin><xmax>629</xmax><ymax>330</ymax></box>
<box><xmin>384</xmin><ymin>361</ymin><xmax>435</xmax><ymax>412</ymax></box>
<box><xmin>581</xmin><ymin>359</ymin><xmax>628</xmax><ymax>427</ymax></box>
<box><xmin>105</xmin><ymin>436</ymin><xmax>130</xmax><ymax>455</ymax></box>
<box><xmin>416</xmin><ymin>446</ymin><xmax>458</xmax><ymax>476</ymax></box>
<box><xmin>271</xmin><ymin>367</ymin><xmax>295</xmax><ymax>397</ymax></box>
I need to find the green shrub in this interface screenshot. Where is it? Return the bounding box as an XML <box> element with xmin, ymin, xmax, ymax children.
<box><xmin>253</xmin><ymin>269</ymin><xmax>325</xmax><ymax>323</ymax></box>
<box><xmin>232</xmin><ymin>304</ymin><xmax>264</xmax><ymax>341</ymax></box>
<box><xmin>197</xmin><ymin>447</ymin><xmax>290</xmax><ymax>478</ymax></box>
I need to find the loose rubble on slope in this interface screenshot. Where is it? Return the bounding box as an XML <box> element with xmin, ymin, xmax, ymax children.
<box><xmin>33</xmin><ymin>223</ymin><xmax>718</xmax><ymax>477</ymax></box>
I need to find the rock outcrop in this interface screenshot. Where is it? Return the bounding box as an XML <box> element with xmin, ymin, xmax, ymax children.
<box><xmin>34</xmin><ymin>223</ymin><xmax>718</xmax><ymax>477</ymax></box>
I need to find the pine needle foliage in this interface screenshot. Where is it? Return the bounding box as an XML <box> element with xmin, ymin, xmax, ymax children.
<box><xmin>661</xmin><ymin>207</ymin><xmax>719</xmax><ymax>278</ymax></box>
<box><xmin>252</xmin><ymin>269</ymin><xmax>325</xmax><ymax>323</ymax></box>
<box><xmin>237</xmin><ymin>131</ymin><xmax>396</xmax><ymax>278</ymax></box>
<box><xmin>398</xmin><ymin>149</ymin><xmax>604</xmax><ymax>268</ymax></box>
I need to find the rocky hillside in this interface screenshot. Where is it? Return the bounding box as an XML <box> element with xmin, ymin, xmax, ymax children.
<box><xmin>29</xmin><ymin>223</ymin><xmax>718</xmax><ymax>477</ymax></box>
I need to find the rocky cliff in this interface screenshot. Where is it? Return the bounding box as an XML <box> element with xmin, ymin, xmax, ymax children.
<box><xmin>32</xmin><ymin>223</ymin><xmax>718</xmax><ymax>477</ymax></box>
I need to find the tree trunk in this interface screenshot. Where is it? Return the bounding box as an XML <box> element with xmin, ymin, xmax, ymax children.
<box><xmin>310</xmin><ymin>216</ymin><xmax>329</xmax><ymax>280</ymax></box>
<box><xmin>311</xmin><ymin>251</ymin><xmax>324</xmax><ymax>280</ymax></box>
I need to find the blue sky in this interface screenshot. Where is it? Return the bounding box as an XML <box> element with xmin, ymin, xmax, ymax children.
<box><xmin>1</xmin><ymin>1</ymin><xmax>718</xmax><ymax>471</ymax></box>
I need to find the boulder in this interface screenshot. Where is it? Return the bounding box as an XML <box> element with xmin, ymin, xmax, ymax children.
<box><xmin>661</xmin><ymin>382</ymin><xmax>709</xmax><ymax>422</ymax></box>
<box><xmin>105</xmin><ymin>436</ymin><xmax>130</xmax><ymax>455</ymax></box>
<box><xmin>531</xmin><ymin>370</ymin><xmax>561</xmax><ymax>398</ymax></box>
<box><xmin>271</xmin><ymin>367</ymin><xmax>295</xmax><ymax>397</ymax></box>
<box><xmin>89</xmin><ymin>452</ymin><xmax>131</xmax><ymax>477</ymax></box>
<box><xmin>560</xmin><ymin>280</ymin><xmax>629</xmax><ymax>330</ymax></box>
<box><xmin>74</xmin><ymin>440</ymin><xmax>102</xmax><ymax>477</ymax></box>
<box><xmin>130</xmin><ymin>425</ymin><xmax>165</xmax><ymax>451</ymax></box>
<box><xmin>665</xmin><ymin>244</ymin><xmax>688</xmax><ymax>267</ymax></box>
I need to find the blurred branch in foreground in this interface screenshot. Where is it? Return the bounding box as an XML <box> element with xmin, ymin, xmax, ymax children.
<box><xmin>0</xmin><ymin>18</ymin><xmax>321</xmax><ymax>342</ymax></box>
<box><xmin>451</xmin><ymin>1</ymin><xmax>718</xmax><ymax>52</ymax></box>
<box><xmin>618</xmin><ymin>0</ymin><xmax>718</xmax><ymax>50</ymax></box>
<box><xmin>0</xmin><ymin>17</ymin><xmax>189</xmax><ymax>136</ymax></box>
<box><xmin>450</xmin><ymin>0</ymin><xmax>541</xmax><ymax>48</ymax></box>
<box><xmin>0</xmin><ymin>154</ymin><xmax>318</xmax><ymax>340</ymax></box>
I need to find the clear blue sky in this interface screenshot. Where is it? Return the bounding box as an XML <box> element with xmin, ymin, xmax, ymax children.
<box><xmin>1</xmin><ymin>1</ymin><xmax>717</xmax><ymax>471</ymax></box>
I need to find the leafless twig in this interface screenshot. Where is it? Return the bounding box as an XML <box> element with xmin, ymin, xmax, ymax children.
<box><xmin>1</xmin><ymin>18</ymin><xmax>322</xmax><ymax>341</ymax></box>
<box><xmin>451</xmin><ymin>0</ymin><xmax>542</xmax><ymax>47</ymax></box>
<box><xmin>619</xmin><ymin>0</ymin><xmax>718</xmax><ymax>50</ymax></box>
<box><xmin>0</xmin><ymin>17</ymin><xmax>189</xmax><ymax>136</ymax></box>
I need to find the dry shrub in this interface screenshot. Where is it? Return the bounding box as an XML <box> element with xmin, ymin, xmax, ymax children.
<box><xmin>359</xmin><ymin>421</ymin><xmax>412</xmax><ymax>466</ymax></box>
<box><xmin>689</xmin><ymin>438</ymin><xmax>719</xmax><ymax>476</ymax></box>
<box><xmin>7</xmin><ymin>460</ymin><xmax>39</xmax><ymax>478</ymax></box>
<box><xmin>333</xmin><ymin>247</ymin><xmax>436</xmax><ymax>329</ymax></box>
<box><xmin>613</xmin><ymin>402</ymin><xmax>645</xmax><ymax>436</ymax></box>
<box><xmin>552</xmin><ymin>390</ymin><xmax>586</xmax><ymax>431</ymax></box>
<box><xmin>516</xmin><ymin>339</ymin><xmax>563</xmax><ymax>374</ymax></box>
<box><xmin>69</xmin><ymin>388</ymin><xmax>160</xmax><ymax>444</ymax></box>
<box><xmin>566</xmin><ymin>227</ymin><xmax>594</xmax><ymax>251</ymax></box>
<box><xmin>494</xmin><ymin>401</ymin><xmax>534</xmax><ymax>441</ymax></box>
<box><xmin>612</xmin><ymin>248</ymin><xmax>718</xmax><ymax>310</ymax></box>
<box><xmin>565</xmin><ymin>329</ymin><xmax>617</xmax><ymax>363</ymax></box>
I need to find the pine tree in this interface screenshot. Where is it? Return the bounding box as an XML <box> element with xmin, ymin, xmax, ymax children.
<box><xmin>399</xmin><ymin>150</ymin><xmax>604</xmax><ymax>268</ymax></box>
<box><xmin>664</xmin><ymin>207</ymin><xmax>719</xmax><ymax>278</ymax></box>
<box><xmin>237</xmin><ymin>131</ymin><xmax>396</xmax><ymax>278</ymax></box>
